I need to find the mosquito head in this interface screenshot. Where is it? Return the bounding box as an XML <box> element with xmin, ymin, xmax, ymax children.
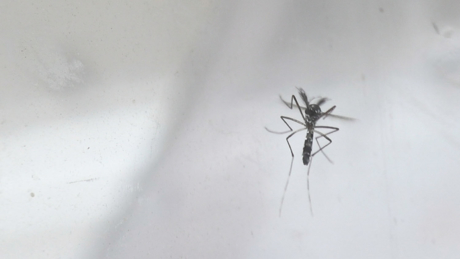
<box><xmin>305</xmin><ymin>104</ymin><xmax>322</xmax><ymax>121</ymax></box>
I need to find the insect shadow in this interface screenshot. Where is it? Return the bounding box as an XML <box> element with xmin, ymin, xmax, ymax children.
<box><xmin>266</xmin><ymin>88</ymin><xmax>353</xmax><ymax>217</ymax></box>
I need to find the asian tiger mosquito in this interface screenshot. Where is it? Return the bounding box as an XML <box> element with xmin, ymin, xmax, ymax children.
<box><xmin>266</xmin><ymin>88</ymin><xmax>350</xmax><ymax>217</ymax></box>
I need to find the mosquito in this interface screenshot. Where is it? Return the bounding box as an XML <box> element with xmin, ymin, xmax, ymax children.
<box><xmin>266</xmin><ymin>88</ymin><xmax>350</xmax><ymax>217</ymax></box>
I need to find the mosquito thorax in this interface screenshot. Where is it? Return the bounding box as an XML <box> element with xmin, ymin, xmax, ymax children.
<box><xmin>305</xmin><ymin>104</ymin><xmax>322</xmax><ymax>121</ymax></box>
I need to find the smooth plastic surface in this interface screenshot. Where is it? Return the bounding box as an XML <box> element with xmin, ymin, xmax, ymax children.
<box><xmin>2</xmin><ymin>1</ymin><xmax>460</xmax><ymax>258</ymax></box>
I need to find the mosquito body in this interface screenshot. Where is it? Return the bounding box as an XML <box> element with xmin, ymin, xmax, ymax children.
<box><xmin>297</xmin><ymin>89</ymin><xmax>329</xmax><ymax>166</ymax></box>
<box><xmin>266</xmin><ymin>88</ymin><xmax>344</xmax><ymax>216</ymax></box>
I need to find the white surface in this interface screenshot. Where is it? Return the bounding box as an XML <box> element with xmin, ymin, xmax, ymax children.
<box><xmin>1</xmin><ymin>1</ymin><xmax>460</xmax><ymax>258</ymax></box>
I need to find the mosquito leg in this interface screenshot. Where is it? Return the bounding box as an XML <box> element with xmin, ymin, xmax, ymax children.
<box><xmin>279</xmin><ymin>155</ymin><xmax>294</xmax><ymax>217</ymax></box>
<box><xmin>280</xmin><ymin>96</ymin><xmax>306</xmax><ymax>111</ymax></box>
<box><xmin>285</xmin><ymin>128</ymin><xmax>307</xmax><ymax>160</ymax></box>
<box><xmin>279</xmin><ymin>95</ymin><xmax>307</xmax><ymax>122</ymax></box>
<box><xmin>314</xmin><ymin>126</ymin><xmax>339</xmax><ymax>136</ymax></box>
<box><xmin>320</xmin><ymin>105</ymin><xmax>336</xmax><ymax>120</ymax></box>
<box><xmin>305</xmin><ymin>127</ymin><xmax>338</xmax><ymax>216</ymax></box>
<box><xmin>315</xmin><ymin>125</ymin><xmax>339</xmax><ymax>131</ymax></box>
<box><xmin>279</xmin><ymin>127</ymin><xmax>307</xmax><ymax>217</ymax></box>
<box><xmin>282</xmin><ymin>116</ymin><xmax>306</xmax><ymax>129</ymax></box>
<box><xmin>312</xmin><ymin>126</ymin><xmax>339</xmax><ymax>163</ymax></box>
<box><xmin>307</xmin><ymin>156</ymin><xmax>314</xmax><ymax>217</ymax></box>
<box><xmin>265</xmin><ymin>116</ymin><xmax>306</xmax><ymax>134</ymax></box>
<box><xmin>265</xmin><ymin>127</ymin><xmax>292</xmax><ymax>135</ymax></box>
<box><xmin>314</xmin><ymin>133</ymin><xmax>333</xmax><ymax>163</ymax></box>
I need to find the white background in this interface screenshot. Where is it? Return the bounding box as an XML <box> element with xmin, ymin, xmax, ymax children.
<box><xmin>1</xmin><ymin>1</ymin><xmax>460</xmax><ymax>258</ymax></box>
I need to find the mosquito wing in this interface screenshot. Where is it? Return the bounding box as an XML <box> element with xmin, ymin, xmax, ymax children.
<box><xmin>280</xmin><ymin>95</ymin><xmax>356</xmax><ymax>121</ymax></box>
<box><xmin>280</xmin><ymin>95</ymin><xmax>329</xmax><ymax>109</ymax></box>
<box><xmin>323</xmin><ymin>113</ymin><xmax>356</xmax><ymax>121</ymax></box>
<box><xmin>297</xmin><ymin>88</ymin><xmax>309</xmax><ymax>106</ymax></box>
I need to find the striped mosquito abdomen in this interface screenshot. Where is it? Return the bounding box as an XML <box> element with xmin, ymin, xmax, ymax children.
<box><xmin>302</xmin><ymin>131</ymin><xmax>314</xmax><ymax>165</ymax></box>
